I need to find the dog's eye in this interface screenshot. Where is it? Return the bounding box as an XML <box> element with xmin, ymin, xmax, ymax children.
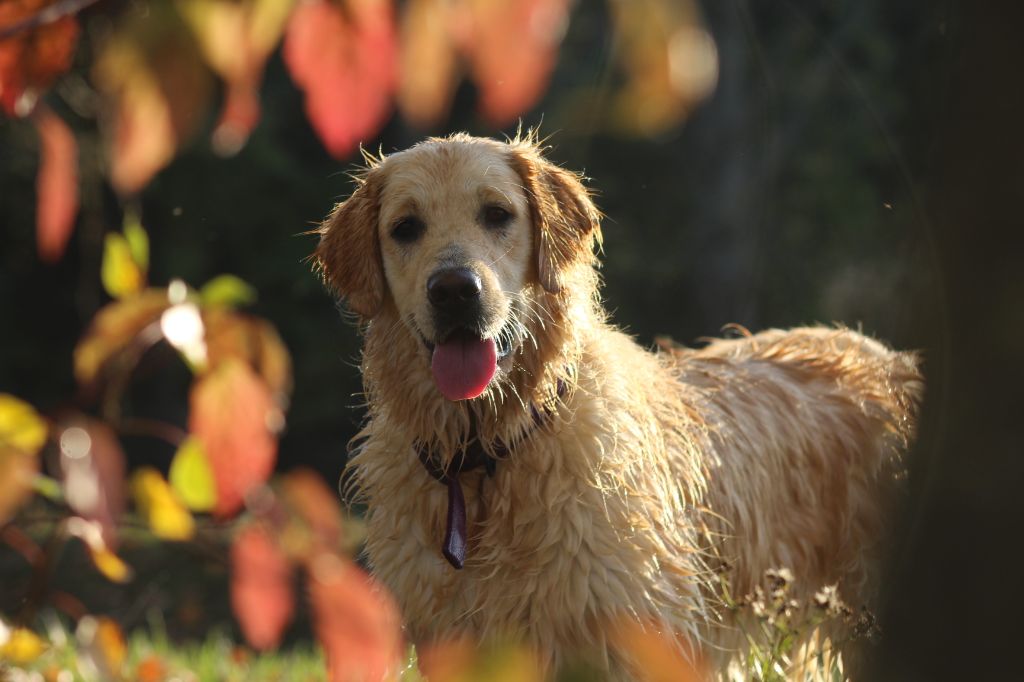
<box><xmin>482</xmin><ymin>205</ymin><xmax>513</xmax><ymax>229</ymax></box>
<box><xmin>391</xmin><ymin>217</ymin><xmax>424</xmax><ymax>243</ymax></box>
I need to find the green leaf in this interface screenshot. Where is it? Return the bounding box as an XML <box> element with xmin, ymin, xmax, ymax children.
<box><xmin>123</xmin><ymin>212</ymin><xmax>150</xmax><ymax>271</ymax></box>
<box><xmin>101</xmin><ymin>233</ymin><xmax>144</xmax><ymax>299</ymax></box>
<box><xmin>169</xmin><ymin>436</ymin><xmax>217</xmax><ymax>512</ymax></box>
<box><xmin>32</xmin><ymin>474</ymin><xmax>63</xmax><ymax>502</ymax></box>
<box><xmin>199</xmin><ymin>274</ymin><xmax>257</xmax><ymax>309</ymax></box>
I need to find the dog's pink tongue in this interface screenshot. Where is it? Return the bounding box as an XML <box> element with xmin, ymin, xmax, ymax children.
<box><xmin>431</xmin><ymin>334</ymin><xmax>497</xmax><ymax>401</ymax></box>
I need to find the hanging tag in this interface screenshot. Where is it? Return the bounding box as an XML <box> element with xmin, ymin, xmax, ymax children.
<box><xmin>442</xmin><ymin>476</ymin><xmax>467</xmax><ymax>569</ymax></box>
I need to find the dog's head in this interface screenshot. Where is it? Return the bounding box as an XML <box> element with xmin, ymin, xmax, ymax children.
<box><xmin>314</xmin><ymin>134</ymin><xmax>601</xmax><ymax>402</ymax></box>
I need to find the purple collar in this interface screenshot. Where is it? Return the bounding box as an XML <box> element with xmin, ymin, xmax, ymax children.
<box><xmin>415</xmin><ymin>377</ymin><xmax>566</xmax><ymax>569</ymax></box>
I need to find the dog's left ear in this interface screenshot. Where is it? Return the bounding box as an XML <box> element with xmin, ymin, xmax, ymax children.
<box><xmin>313</xmin><ymin>172</ymin><xmax>384</xmax><ymax>318</ymax></box>
<box><xmin>508</xmin><ymin>146</ymin><xmax>602</xmax><ymax>294</ymax></box>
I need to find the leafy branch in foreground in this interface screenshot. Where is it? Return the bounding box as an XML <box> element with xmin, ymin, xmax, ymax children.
<box><xmin>1</xmin><ymin>0</ymin><xmax>718</xmax><ymax>267</ymax></box>
<box><xmin>0</xmin><ymin>217</ymin><xmax>404</xmax><ymax>681</ymax></box>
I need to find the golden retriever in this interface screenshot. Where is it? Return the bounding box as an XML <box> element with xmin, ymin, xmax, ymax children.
<box><xmin>312</xmin><ymin>132</ymin><xmax>922</xmax><ymax>679</ymax></box>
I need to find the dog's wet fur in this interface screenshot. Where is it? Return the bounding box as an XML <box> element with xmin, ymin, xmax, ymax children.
<box><xmin>313</xmin><ymin>133</ymin><xmax>922</xmax><ymax>679</ymax></box>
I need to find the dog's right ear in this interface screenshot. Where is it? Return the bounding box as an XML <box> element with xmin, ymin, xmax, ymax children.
<box><xmin>313</xmin><ymin>172</ymin><xmax>384</xmax><ymax>318</ymax></box>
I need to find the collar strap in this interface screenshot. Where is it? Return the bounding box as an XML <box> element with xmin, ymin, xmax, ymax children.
<box><xmin>416</xmin><ymin>376</ymin><xmax>567</xmax><ymax>569</ymax></box>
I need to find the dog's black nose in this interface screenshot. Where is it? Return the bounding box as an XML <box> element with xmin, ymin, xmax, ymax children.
<box><xmin>427</xmin><ymin>268</ymin><xmax>482</xmax><ymax>310</ymax></box>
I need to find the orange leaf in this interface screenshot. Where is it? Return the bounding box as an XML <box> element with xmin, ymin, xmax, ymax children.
<box><xmin>32</xmin><ymin>104</ymin><xmax>78</xmax><ymax>262</ymax></box>
<box><xmin>396</xmin><ymin>0</ymin><xmax>458</xmax><ymax>128</ymax></box>
<box><xmin>75</xmin><ymin>616</ymin><xmax>127</xmax><ymax>680</ymax></box>
<box><xmin>283</xmin><ymin>0</ymin><xmax>397</xmax><ymax>158</ymax></box>
<box><xmin>462</xmin><ymin>0</ymin><xmax>569</xmax><ymax>126</ymax></box>
<box><xmin>231</xmin><ymin>524</ymin><xmax>295</xmax><ymax>650</ymax></box>
<box><xmin>134</xmin><ymin>654</ymin><xmax>166</xmax><ymax>682</ymax></box>
<box><xmin>73</xmin><ymin>289</ymin><xmax>170</xmax><ymax>390</ymax></box>
<box><xmin>0</xmin><ymin>0</ymin><xmax>80</xmax><ymax>117</ymax></box>
<box><xmin>203</xmin><ymin>310</ymin><xmax>292</xmax><ymax>405</ymax></box>
<box><xmin>189</xmin><ymin>359</ymin><xmax>279</xmax><ymax>517</ymax></box>
<box><xmin>179</xmin><ymin>0</ymin><xmax>296</xmax><ymax>154</ymax></box>
<box><xmin>0</xmin><ymin>446</ymin><xmax>39</xmax><ymax>527</ymax></box>
<box><xmin>610</xmin><ymin>618</ymin><xmax>708</xmax><ymax>682</ymax></box>
<box><xmin>308</xmin><ymin>552</ymin><xmax>403</xmax><ymax>682</ymax></box>
<box><xmin>420</xmin><ymin>640</ymin><xmax>543</xmax><ymax>682</ymax></box>
<box><xmin>608</xmin><ymin>0</ymin><xmax>718</xmax><ymax>136</ymax></box>
<box><xmin>92</xmin><ymin>8</ymin><xmax>211</xmax><ymax>194</ymax></box>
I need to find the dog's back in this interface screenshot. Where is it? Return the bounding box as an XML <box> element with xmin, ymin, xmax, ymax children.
<box><xmin>672</xmin><ymin>327</ymin><xmax>921</xmax><ymax>664</ymax></box>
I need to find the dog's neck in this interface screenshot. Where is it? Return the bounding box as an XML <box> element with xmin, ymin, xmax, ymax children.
<box><xmin>414</xmin><ymin>375</ymin><xmax>568</xmax><ymax>569</ymax></box>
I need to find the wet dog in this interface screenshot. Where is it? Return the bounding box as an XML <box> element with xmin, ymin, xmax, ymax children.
<box><xmin>313</xmin><ymin>133</ymin><xmax>921</xmax><ymax>678</ymax></box>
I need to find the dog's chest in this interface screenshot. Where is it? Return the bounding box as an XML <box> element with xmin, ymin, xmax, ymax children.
<box><xmin>363</xmin><ymin>431</ymin><xmax>607</xmax><ymax>638</ymax></box>
<box><xmin>361</xmin><ymin>423</ymin><xmax>703</xmax><ymax>657</ymax></box>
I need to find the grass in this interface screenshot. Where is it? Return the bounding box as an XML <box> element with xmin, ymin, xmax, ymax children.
<box><xmin>2</xmin><ymin>623</ymin><xmax>327</xmax><ymax>682</ymax></box>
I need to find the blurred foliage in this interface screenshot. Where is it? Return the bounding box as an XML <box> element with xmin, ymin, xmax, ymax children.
<box><xmin>0</xmin><ymin>0</ymin><xmax>952</xmax><ymax>680</ymax></box>
<box><xmin>0</xmin><ymin>0</ymin><xmax>942</xmax><ymax>481</ymax></box>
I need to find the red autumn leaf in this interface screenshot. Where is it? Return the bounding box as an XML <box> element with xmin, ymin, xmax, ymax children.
<box><xmin>461</xmin><ymin>0</ymin><xmax>569</xmax><ymax>126</ymax></box>
<box><xmin>58</xmin><ymin>419</ymin><xmax>127</xmax><ymax>549</ymax></box>
<box><xmin>231</xmin><ymin>524</ymin><xmax>295</xmax><ymax>650</ymax></box>
<box><xmin>308</xmin><ymin>552</ymin><xmax>403</xmax><ymax>682</ymax></box>
<box><xmin>283</xmin><ymin>0</ymin><xmax>397</xmax><ymax>158</ymax></box>
<box><xmin>189</xmin><ymin>359</ymin><xmax>279</xmax><ymax>517</ymax></box>
<box><xmin>32</xmin><ymin>104</ymin><xmax>78</xmax><ymax>262</ymax></box>
<box><xmin>281</xmin><ymin>468</ymin><xmax>343</xmax><ymax>549</ymax></box>
<box><xmin>0</xmin><ymin>0</ymin><xmax>80</xmax><ymax>117</ymax></box>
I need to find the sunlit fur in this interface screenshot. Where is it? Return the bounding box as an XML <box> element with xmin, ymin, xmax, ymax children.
<box><xmin>313</xmin><ymin>133</ymin><xmax>922</xmax><ymax>678</ymax></box>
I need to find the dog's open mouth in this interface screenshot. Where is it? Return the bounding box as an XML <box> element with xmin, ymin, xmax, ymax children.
<box><xmin>420</xmin><ymin>327</ymin><xmax>516</xmax><ymax>401</ymax></box>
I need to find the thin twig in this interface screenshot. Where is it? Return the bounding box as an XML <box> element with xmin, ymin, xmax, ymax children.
<box><xmin>118</xmin><ymin>417</ymin><xmax>189</xmax><ymax>448</ymax></box>
<box><xmin>0</xmin><ymin>0</ymin><xmax>103</xmax><ymax>40</ymax></box>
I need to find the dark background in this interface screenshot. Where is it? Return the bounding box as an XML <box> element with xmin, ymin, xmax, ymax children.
<box><xmin>1</xmin><ymin>1</ymin><xmax>1021</xmax><ymax>678</ymax></box>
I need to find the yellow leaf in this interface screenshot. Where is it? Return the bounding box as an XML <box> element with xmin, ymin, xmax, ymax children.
<box><xmin>92</xmin><ymin>547</ymin><xmax>134</xmax><ymax>583</ymax></box>
<box><xmin>0</xmin><ymin>627</ymin><xmax>48</xmax><ymax>664</ymax></box>
<box><xmin>131</xmin><ymin>467</ymin><xmax>196</xmax><ymax>540</ymax></box>
<box><xmin>123</xmin><ymin>212</ymin><xmax>150</xmax><ymax>271</ymax></box>
<box><xmin>101</xmin><ymin>232</ymin><xmax>145</xmax><ymax>299</ymax></box>
<box><xmin>169</xmin><ymin>437</ymin><xmax>217</xmax><ymax>512</ymax></box>
<box><xmin>65</xmin><ymin>516</ymin><xmax>134</xmax><ymax>583</ymax></box>
<box><xmin>0</xmin><ymin>394</ymin><xmax>48</xmax><ymax>454</ymax></box>
<box><xmin>608</xmin><ymin>0</ymin><xmax>718</xmax><ymax>136</ymax></box>
<box><xmin>178</xmin><ymin>0</ymin><xmax>249</xmax><ymax>80</ymax></box>
<box><xmin>199</xmin><ymin>274</ymin><xmax>257</xmax><ymax>309</ymax></box>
